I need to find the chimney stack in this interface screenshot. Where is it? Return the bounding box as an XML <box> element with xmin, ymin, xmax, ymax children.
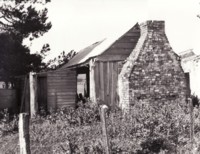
<box><xmin>140</xmin><ymin>20</ymin><xmax>165</xmax><ymax>34</ymax></box>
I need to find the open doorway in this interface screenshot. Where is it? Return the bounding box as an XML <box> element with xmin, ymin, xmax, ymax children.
<box><xmin>77</xmin><ymin>74</ymin><xmax>87</xmax><ymax>97</ymax></box>
<box><xmin>77</xmin><ymin>66</ymin><xmax>90</xmax><ymax>101</ymax></box>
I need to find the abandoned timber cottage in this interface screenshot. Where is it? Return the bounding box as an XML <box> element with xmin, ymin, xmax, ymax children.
<box><xmin>0</xmin><ymin>20</ymin><xmax>189</xmax><ymax>112</ymax></box>
<box><xmin>36</xmin><ymin>20</ymin><xmax>188</xmax><ymax>111</ymax></box>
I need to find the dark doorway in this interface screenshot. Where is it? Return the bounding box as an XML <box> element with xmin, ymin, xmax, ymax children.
<box><xmin>185</xmin><ymin>72</ymin><xmax>190</xmax><ymax>96</ymax></box>
<box><xmin>37</xmin><ymin>76</ymin><xmax>47</xmax><ymax>112</ymax></box>
<box><xmin>77</xmin><ymin>66</ymin><xmax>90</xmax><ymax>98</ymax></box>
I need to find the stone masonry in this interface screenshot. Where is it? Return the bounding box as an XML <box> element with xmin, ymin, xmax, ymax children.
<box><xmin>118</xmin><ymin>20</ymin><xmax>188</xmax><ymax>110</ymax></box>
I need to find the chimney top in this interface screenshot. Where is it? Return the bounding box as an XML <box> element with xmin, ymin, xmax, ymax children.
<box><xmin>140</xmin><ymin>20</ymin><xmax>165</xmax><ymax>32</ymax></box>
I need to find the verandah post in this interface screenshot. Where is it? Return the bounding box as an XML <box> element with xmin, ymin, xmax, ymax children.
<box><xmin>29</xmin><ymin>72</ymin><xmax>38</xmax><ymax>118</ymax></box>
<box><xmin>89</xmin><ymin>59</ymin><xmax>96</xmax><ymax>103</ymax></box>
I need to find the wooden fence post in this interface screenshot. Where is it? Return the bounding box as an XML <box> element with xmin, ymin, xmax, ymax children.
<box><xmin>188</xmin><ymin>97</ymin><xmax>194</xmax><ymax>150</ymax></box>
<box><xmin>100</xmin><ymin>105</ymin><xmax>110</xmax><ymax>154</ymax></box>
<box><xmin>19</xmin><ymin>113</ymin><xmax>30</xmax><ymax>154</ymax></box>
<box><xmin>29</xmin><ymin>72</ymin><xmax>37</xmax><ymax>118</ymax></box>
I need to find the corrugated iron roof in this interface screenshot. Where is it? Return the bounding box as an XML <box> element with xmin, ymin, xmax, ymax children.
<box><xmin>62</xmin><ymin>23</ymin><xmax>139</xmax><ymax>68</ymax></box>
<box><xmin>179</xmin><ymin>49</ymin><xmax>196</xmax><ymax>59</ymax></box>
<box><xmin>62</xmin><ymin>39</ymin><xmax>105</xmax><ymax>68</ymax></box>
<box><xmin>63</xmin><ymin>37</ymin><xmax>120</xmax><ymax>68</ymax></box>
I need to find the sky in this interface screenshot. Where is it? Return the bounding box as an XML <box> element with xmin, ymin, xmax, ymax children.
<box><xmin>26</xmin><ymin>0</ymin><xmax>200</xmax><ymax>60</ymax></box>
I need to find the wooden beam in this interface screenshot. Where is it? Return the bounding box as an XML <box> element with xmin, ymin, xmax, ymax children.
<box><xmin>20</xmin><ymin>76</ymin><xmax>27</xmax><ymax>113</ymax></box>
<box><xmin>97</xmin><ymin>55</ymin><xmax>128</xmax><ymax>62</ymax></box>
<box><xmin>95</xmin><ymin>62</ymin><xmax>100</xmax><ymax>99</ymax></box>
<box><xmin>107</xmin><ymin>62</ymin><xmax>110</xmax><ymax>96</ymax></box>
<box><xmin>29</xmin><ymin>72</ymin><xmax>38</xmax><ymax>118</ymax></box>
<box><xmin>110</xmin><ymin>63</ymin><xmax>114</xmax><ymax>107</ymax></box>
<box><xmin>100</xmin><ymin>62</ymin><xmax>104</xmax><ymax>101</ymax></box>
<box><xmin>89</xmin><ymin>59</ymin><xmax>96</xmax><ymax>103</ymax></box>
<box><xmin>113</xmin><ymin>63</ymin><xmax>118</xmax><ymax>107</ymax></box>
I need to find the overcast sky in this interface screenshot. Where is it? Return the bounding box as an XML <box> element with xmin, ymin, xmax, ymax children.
<box><xmin>27</xmin><ymin>0</ymin><xmax>200</xmax><ymax>59</ymax></box>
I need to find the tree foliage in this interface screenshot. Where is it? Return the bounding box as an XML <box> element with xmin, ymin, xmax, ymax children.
<box><xmin>0</xmin><ymin>33</ymin><xmax>45</xmax><ymax>87</ymax></box>
<box><xmin>45</xmin><ymin>50</ymin><xmax>77</xmax><ymax>70</ymax></box>
<box><xmin>0</xmin><ymin>0</ymin><xmax>52</xmax><ymax>42</ymax></box>
<box><xmin>0</xmin><ymin>0</ymin><xmax>51</xmax><ymax>87</ymax></box>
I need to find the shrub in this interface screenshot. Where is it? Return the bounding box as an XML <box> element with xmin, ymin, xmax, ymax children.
<box><xmin>0</xmin><ymin>109</ymin><xmax>18</xmax><ymax>137</ymax></box>
<box><xmin>191</xmin><ymin>94</ymin><xmax>200</xmax><ymax>107</ymax></box>
<box><xmin>1</xmin><ymin>100</ymin><xmax>200</xmax><ymax>153</ymax></box>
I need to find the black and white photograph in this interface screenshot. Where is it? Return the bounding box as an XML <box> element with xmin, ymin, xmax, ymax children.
<box><xmin>0</xmin><ymin>0</ymin><xmax>200</xmax><ymax>153</ymax></box>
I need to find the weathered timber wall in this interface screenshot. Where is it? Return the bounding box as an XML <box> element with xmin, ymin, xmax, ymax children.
<box><xmin>47</xmin><ymin>68</ymin><xmax>77</xmax><ymax>110</ymax></box>
<box><xmin>93</xmin><ymin>61</ymin><xmax>123</xmax><ymax>107</ymax></box>
<box><xmin>91</xmin><ymin>23</ymin><xmax>140</xmax><ymax>106</ymax></box>
<box><xmin>0</xmin><ymin>89</ymin><xmax>17</xmax><ymax>112</ymax></box>
<box><xmin>97</xmin><ymin>23</ymin><xmax>140</xmax><ymax>62</ymax></box>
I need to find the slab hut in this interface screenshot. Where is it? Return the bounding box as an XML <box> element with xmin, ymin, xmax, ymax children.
<box><xmin>45</xmin><ymin>20</ymin><xmax>188</xmax><ymax>110</ymax></box>
<box><xmin>60</xmin><ymin>22</ymin><xmax>140</xmax><ymax>108</ymax></box>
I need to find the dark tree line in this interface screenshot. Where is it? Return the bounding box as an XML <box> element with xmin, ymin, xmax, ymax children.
<box><xmin>0</xmin><ymin>33</ymin><xmax>46</xmax><ymax>87</ymax></box>
<box><xmin>45</xmin><ymin>50</ymin><xmax>77</xmax><ymax>70</ymax></box>
<box><xmin>0</xmin><ymin>0</ymin><xmax>51</xmax><ymax>88</ymax></box>
<box><xmin>0</xmin><ymin>0</ymin><xmax>51</xmax><ymax>41</ymax></box>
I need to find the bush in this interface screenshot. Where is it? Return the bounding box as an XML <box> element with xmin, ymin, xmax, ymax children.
<box><xmin>1</xmin><ymin>100</ymin><xmax>200</xmax><ymax>153</ymax></box>
<box><xmin>191</xmin><ymin>94</ymin><xmax>200</xmax><ymax>107</ymax></box>
<box><xmin>0</xmin><ymin>109</ymin><xmax>18</xmax><ymax>137</ymax></box>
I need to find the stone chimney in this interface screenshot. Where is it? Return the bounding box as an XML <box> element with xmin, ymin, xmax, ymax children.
<box><xmin>118</xmin><ymin>20</ymin><xmax>188</xmax><ymax>110</ymax></box>
<box><xmin>140</xmin><ymin>20</ymin><xmax>165</xmax><ymax>33</ymax></box>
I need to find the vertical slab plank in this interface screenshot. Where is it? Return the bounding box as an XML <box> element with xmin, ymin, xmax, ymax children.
<box><xmin>107</xmin><ymin>62</ymin><xmax>110</xmax><ymax>96</ymax></box>
<box><xmin>110</xmin><ymin>62</ymin><xmax>114</xmax><ymax>107</ymax></box>
<box><xmin>25</xmin><ymin>80</ymin><xmax>30</xmax><ymax>113</ymax></box>
<box><xmin>113</xmin><ymin>62</ymin><xmax>118</xmax><ymax>107</ymax></box>
<box><xmin>29</xmin><ymin>72</ymin><xmax>38</xmax><ymax>118</ymax></box>
<box><xmin>104</xmin><ymin>62</ymin><xmax>108</xmax><ymax>104</ymax></box>
<box><xmin>100</xmin><ymin>62</ymin><xmax>105</xmax><ymax>101</ymax></box>
<box><xmin>95</xmin><ymin>62</ymin><xmax>100</xmax><ymax>100</ymax></box>
<box><xmin>89</xmin><ymin>59</ymin><xmax>96</xmax><ymax>103</ymax></box>
<box><xmin>20</xmin><ymin>77</ymin><xmax>27</xmax><ymax>113</ymax></box>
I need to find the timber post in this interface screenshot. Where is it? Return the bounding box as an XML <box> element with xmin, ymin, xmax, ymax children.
<box><xmin>100</xmin><ymin>105</ymin><xmax>110</xmax><ymax>154</ymax></box>
<box><xmin>188</xmin><ymin>97</ymin><xmax>194</xmax><ymax>150</ymax></box>
<box><xmin>89</xmin><ymin>59</ymin><xmax>96</xmax><ymax>103</ymax></box>
<box><xmin>19</xmin><ymin>113</ymin><xmax>30</xmax><ymax>154</ymax></box>
<box><xmin>29</xmin><ymin>72</ymin><xmax>38</xmax><ymax>118</ymax></box>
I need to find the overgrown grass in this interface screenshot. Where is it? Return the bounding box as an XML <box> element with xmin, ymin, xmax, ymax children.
<box><xmin>0</xmin><ymin>100</ymin><xmax>200</xmax><ymax>153</ymax></box>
